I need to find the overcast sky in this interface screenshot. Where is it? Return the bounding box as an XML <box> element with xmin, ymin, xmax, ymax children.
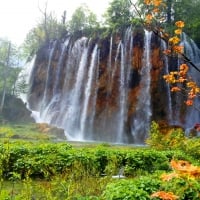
<box><xmin>0</xmin><ymin>0</ymin><xmax>110</xmax><ymax>46</ymax></box>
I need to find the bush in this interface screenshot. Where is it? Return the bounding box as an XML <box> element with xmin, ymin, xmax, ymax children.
<box><xmin>102</xmin><ymin>179</ymin><xmax>151</xmax><ymax>200</ymax></box>
<box><xmin>146</xmin><ymin>121</ymin><xmax>186</xmax><ymax>150</ymax></box>
<box><xmin>102</xmin><ymin>175</ymin><xmax>161</xmax><ymax>200</ymax></box>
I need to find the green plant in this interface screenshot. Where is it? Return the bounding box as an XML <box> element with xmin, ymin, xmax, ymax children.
<box><xmin>183</xmin><ymin>138</ymin><xmax>200</xmax><ymax>160</ymax></box>
<box><xmin>146</xmin><ymin>121</ymin><xmax>186</xmax><ymax>150</ymax></box>
<box><xmin>151</xmin><ymin>160</ymin><xmax>200</xmax><ymax>200</ymax></box>
<box><xmin>102</xmin><ymin>179</ymin><xmax>153</xmax><ymax>200</ymax></box>
<box><xmin>161</xmin><ymin>176</ymin><xmax>200</xmax><ymax>200</ymax></box>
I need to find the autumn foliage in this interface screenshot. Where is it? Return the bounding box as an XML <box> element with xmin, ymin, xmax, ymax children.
<box><xmin>143</xmin><ymin>0</ymin><xmax>200</xmax><ymax>107</ymax></box>
<box><xmin>141</xmin><ymin>0</ymin><xmax>200</xmax><ymax>199</ymax></box>
<box><xmin>151</xmin><ymin>160</ymin><xmax>200</xmax><ymax>200</ymax></box>
<box><xmin>151</xmin><ymin>191</ymin><xmax>179</xmax><ymax>200</ymax></box>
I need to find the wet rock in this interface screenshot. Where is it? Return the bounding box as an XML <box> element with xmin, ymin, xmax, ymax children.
<box><xmin>35</xmin><ymin>123</ymin><xmax>66</xmax><ymax>140</ymax></box>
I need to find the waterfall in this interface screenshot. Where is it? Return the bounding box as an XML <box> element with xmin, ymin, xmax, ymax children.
<box><xmin>40</xmin><ymin>39</ymin><xmax>71</xmax><ymax>124</ymax></box>
<box><xmin>53</xmin><ymin>39</ymin><xmax>70</xmax><ymax>95</ymax></box>
<box><xmin>88</xmin><ymin>49</ymin><xmax>100</xmax><ymax>140</ymax></box>
<box><xmin>161</xmin><ymin>40</ymin><xmax>173</xmax><ymax>123</ymax></box>
<box><xmin>24</xmin><ymin>27</ymin><xmax>189</xmax><ymax>144</ymax></box>
<box><xmin>181</xmin><ymin>33</ymin><xmax>200</xmax><ymax>129</ymax></box>
<box><xmin>62</xmin><ymin>38</ymin><xmax>89</xmax><ymax>140</ymax></box>
<box><xmin>57</xmin><ymin>38</ymin><xmax>86</xmax><ymax>112</ymax></box>
<box><xmin>108</xmin><ymin>36</ymin><xmax>113</xmax><ymax>83</ymax></box>
<box><xmin>110</xmin><ymin>41</ymin><xmax>122</xmax><ymax>91</ymax></box>
<box><xmin>102</xmin><ymin>40</ymin><xmax>122</xmax><ymax>142</ymax></box>
<box><xmin>80</xmin><ymin>44</ymin><xmax>98</xmax><ymax>140</ymax></box>
<box><xmin>16</xmin><ymin>56</ymin><xmax>36</xmax><ymax>103</ymax></box>
<box><xmin>131</xmin><ymin>30</ymin><xmax>152</xmax><ymax>143</ymax></box>
<box><xmin>117</xmin><ymin>44</ymin><xmax>126</xmax><ymax>142</ymax></box>
<box><xmin>41</xmin><ymin>41</ymin><xmax>57</xmax><ymax>111</ymax></box>
<box><xmin>117</xmin><ymin>27</ymin><xmax>133</xmax><ymax>143</ymax></box>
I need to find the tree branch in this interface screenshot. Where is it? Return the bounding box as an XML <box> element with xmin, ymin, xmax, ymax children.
<box><xmin>130</xmin><ymin>1</ymin><xmax>200</xmax><ymax>73</ymax></box>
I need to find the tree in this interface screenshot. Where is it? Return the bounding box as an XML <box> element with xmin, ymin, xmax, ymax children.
<box><xmin>104</xmin><ymin>0</ymin><xmax>133</xmax><ymax>33</ymax></box>
<box><xmin>134</xmin><ymin>0</ymin><xmax>200</xmax><ymax>197</ymax></box>
<box><xmin>134</xmin><ymin>0</ymin><xmax>200</xmax><ymax>108</ymax></box>
<box><xmin>0</xmin><ymin>39</ymin><xmax>22</xmax><ymax>114</ymax></box>
<box><xmin>67</xmin><ymin>4</ymin><xmax>99</xmax><ymax>35</ymax></box>
<box><xmin>173</xmin><ymin>0</ymin><xmax>200</xmax><ymax>47</ymax></box>
<box><xmin>136</xmin><ymin>0</ymin><xmax>200</xmax><ymax>46</ymax></box>
<box><xmin>22</xmin><ymin>5</ymin><xmax>67</xmax><ymax>58</ymax></box>
<box><xmin>0</xmin><ymin>41</ymin><xmax>11</xmax><ymax>114</ymax></box>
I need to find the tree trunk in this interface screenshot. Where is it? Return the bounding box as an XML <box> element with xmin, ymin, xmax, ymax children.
<box><xmin>0</xmin><ymin>42</ymin><xmax>11</xmax><ymax>114</ymax></box>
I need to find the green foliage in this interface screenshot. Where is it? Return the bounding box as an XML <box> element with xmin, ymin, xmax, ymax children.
<box><xmin>146</xmin><ymin>121</ymin><xmax>186</xmax><ymax>150</ymax></box>
<box><xmin>172</xmin><ymin>0</ymin><xmax>200</xmax><ymax>46</ymax></box>
<box><xmin>183</xmin><ymin>138</ymin><xmax>200</xmax><ymax>160</ymax></box>
<box><xmin>125</xmin><ymin>149</ymin><xmax>171</xmax><ymax>177</ymax></box>
<box><xmin>102</xmin><ymin>176</ymin><xmax>161</xmax><ymax>200</ymax></box>
<box><xmin>0</xmin><ymin>122</ymin><xmax>199</xmax><ymax>199</ymax></box>
<box><xmin>161</xmin><ymin>176</ymin><xmax>200</xmax><ymax>200</ymax></box>
<box><xmin>0</xmin><ymin>39</ymin><xmax>22</xmax><ymax>97</ymax></box>
<box><xmin>0</xmin><ymin>139</ymin><xmax>195</xmax><ymax>180</ymax></box>
<box><xmin>68</xmin><ymin>4</ymin><xmax>100</xmax><ymax>36</ymax></box>
<box><xmin>146</xmin><ymin>121</ymin><xmax>200</xmax><ymax>164</ymax></box>
<box><xmin>104</xmin><ymin>0</ymin><xmax>133</xmax><ymax>34</ymax></box>
<box><xmin>146</xmin><ymin>121</ymin><xmax>162</xmax><ymax>149</ymax></box>
<box><xmin>22</xmin><ymin>12</ymin><xmax>66</xmax><ymax>57</ymax></box>
<box><xmin>0</xmin><ymin>136</ymin><xmax>199</xmax><ymax>199</ymax></box>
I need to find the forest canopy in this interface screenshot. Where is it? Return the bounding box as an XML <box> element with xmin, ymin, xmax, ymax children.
<box><xmin>21</xmin><ymin>0</ymin><xmax>200</xmax><ymax>57</ymax></box>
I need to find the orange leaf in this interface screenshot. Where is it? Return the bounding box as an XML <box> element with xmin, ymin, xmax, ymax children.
<box><xmin>145</xmin><ymin>14</ymin><xmax>153</xmax><ymax>23</ymax></box>
<box><xmin>174</xmin><ymin>29</ymin><xmax>182</xmax><ymax>35</ymax></box>
<box><xmin>144</xmin><ymin>0</ymin><xmax>152</xmax><ymax>5</ymax></box>
<box><xmin>153</xmin><ymin>0</ymin><xmax>163</xmax><ymax>7</ymax></box>
<box><xmin>163</xmin><ymin>49</ymin><xmax>171</xmax><ymax>55</ymax></box>
<box><xmin>179</xmin><ymin>63</ymin><xmax>188</xmax><ymax>72</ymax></box>
<box><xmin>185</xmin><ymin>99</ymin><xmax>193</xmax><ymax>106</ymax></box>
<box><xmin>170</xmin><ymin>160</ymin><xmax>200</xmax><ymax>178</ymax></box>
<box><xmin>175</xmin><ymin>21</ymin><xmax>185</xmax><ymax>28</ymax></box>
<box><xmin>153</xmin><ymin>8</ymin><xmax>160</xmax><ymax>13</ymax></box>
<box><xmin>169</xmin><ymin>36</ymin><xmax>180</xmax><ymax>45</ymax></box>
<box><xmin>161</xmin><ymin>172</ymin><xmax>178</xmax><ymax>181</ymax></box>
<box><xmin>151</xmin><ymin>191</ymin><xmax>179</xmax><ymax>200</ymax></box>
<box><xmin>171</xmin><ymin>87</ymin><xmax>181</xmax><ymax>92</ymax></box>
<box><xmin>173</xmin><ymin>45</ymin><xmax>184</xmax><ymax>53</ymax></box>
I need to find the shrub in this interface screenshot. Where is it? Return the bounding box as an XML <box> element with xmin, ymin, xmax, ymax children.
<box><xmin>102</xmin><ymin>179</ymin><xmax>151</xmax><ymax>200</ymax></box>
<box><xmin>146</xmin><ymin>121</ymin><xmax>186</xmax><ymax>150</ymax></box>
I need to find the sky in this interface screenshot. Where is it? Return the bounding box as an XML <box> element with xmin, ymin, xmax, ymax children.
<box><xmin>0</xmin><ymin>0</ymin><xmax>110</xmax><ymax>46</ymax></box>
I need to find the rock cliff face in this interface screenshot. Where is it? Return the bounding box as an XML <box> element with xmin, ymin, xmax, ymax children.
<box><xmin>25</xmin><ymin>28</ymin><xmax>192</xmax><ymax>144</ymax></box>
<box><xmin>1</xmin><ymin>94</ymin><xmax>34</xmax><ymax>123</ymax></box>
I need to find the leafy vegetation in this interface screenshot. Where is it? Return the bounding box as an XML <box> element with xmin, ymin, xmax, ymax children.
<box><xmin>0</xmin><ymin>122</ymin><xmax>199</xmax><ymax>199</ymax></box>
<box><xmin>103</xmin><ymin>0</ymin><xmax>133</xmax><ymax>34</ymax></box>
<box><xmin>67</xmin><ymin>4</ymin><xmax>100</xmax><ymax>36</ymax></box>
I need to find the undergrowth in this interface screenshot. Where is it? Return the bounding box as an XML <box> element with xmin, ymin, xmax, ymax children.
<box><xmin>0</xmin><ymin>123</ymin><xmax>199</xmax><ymax>199</ymax></box>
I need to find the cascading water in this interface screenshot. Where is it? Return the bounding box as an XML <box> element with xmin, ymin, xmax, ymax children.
<box><xmin>24</xmin><ymin>27</ymin><xmax>196</xmax><ymax>144</ymax></box>
<box><xmin>161</xmin><ymin>40</ymin><xmax>173</xmax><ymax>123</ymax></box>
<box><xmin>117</xmin><ymin>28</ymin><xmax>133</xmax><ymax>142</ymax></box>
<box><xmin>16</xmin><ymin>56</ymin><xmax>36</xmax><ymax>103</ymax></box>
<box><xmin>61</xmin><ymin>38</ymin><xmax>89</xmax><ymax>140</ymax></box>
<box><xmin>131</xmin><ymin>30</ymin><xmax>152</xmax><ymax>143</ymax></box>
<box><xmin>41</xmin><ymin>41</ymin><xmax>58</xmax><ymax>111</ymax></box>
<box><xmin>87</xmin><ymin>49</ymin><xmax>100</xmax><ymax>140</ymax></box>
<box><xmin>181</xmin><ymin>33</ymin><xmax>200</xmax><ymax>129</ymax></box>
<box><xmin>80</xmin><ymin>44</ymin><xmax>98</xmax><ymax>140</ymax></box>
<box><xmin>117</xmin><ymin>44</ymin><xmax>126</xmax><ymax>142</ymax></box>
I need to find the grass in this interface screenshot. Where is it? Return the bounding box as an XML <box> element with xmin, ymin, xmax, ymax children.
<box><xmin>0</xmin><ymin>123</ymin><xmax>58</xmax><ymax>141</ymax></box>
<box><xmin>0</xmin><ymin>122</ymin><xmax>199</xmax><ymax>199</ymax></box>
